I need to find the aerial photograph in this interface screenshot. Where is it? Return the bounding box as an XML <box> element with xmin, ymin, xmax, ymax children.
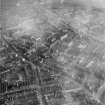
<box><xmin>0</xmin><ymin>0</ymin><xmax>105</xmax><ymax>105</ymax></box>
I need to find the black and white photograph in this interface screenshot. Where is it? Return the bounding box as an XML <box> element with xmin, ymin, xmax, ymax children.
<box><xmin>0</xmin><ymin>0</ymin><xmax>105</xmax><ymax>105</ymax></box>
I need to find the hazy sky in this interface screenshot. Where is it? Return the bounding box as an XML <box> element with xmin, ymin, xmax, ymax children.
<box><xmin>1</xmin><ymin>0</ymin><xmax>105</xmax><ymax>32</ymax></box>
<box><xmin>1</xmin><ymin>0</ymin><xmax>35</xmax><ymax>29</ymax></box>
<box><xmin>1</xmin><ymin>0</ymin><xmax>18</xmax><ymax>11</ymax></box>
